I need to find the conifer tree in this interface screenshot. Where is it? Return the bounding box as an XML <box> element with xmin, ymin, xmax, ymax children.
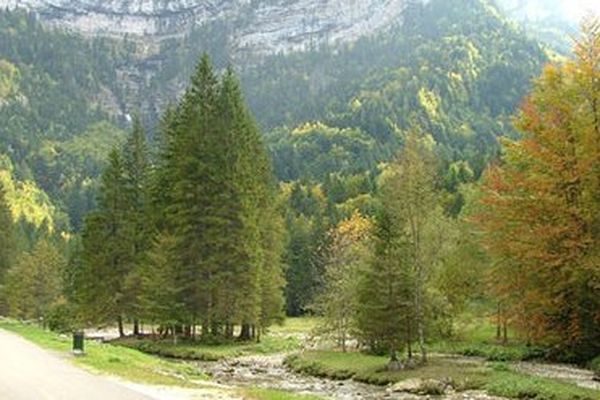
<box><xmin>154</xmin><ymin>55</ymin><xmax>285</xmax><ymax>339</ymax></box>
<box><xmin>77</xmin><ymin>149</ymin><xmax>132</xmax><ymax>335</ymax></box>
<box><xmin>165</xmin><ymin>54</ymin><xmax>222</xmax><ymax>334</ymax></box>
<box><xmin>138</xmin><ymin>232</ymin><xmax>184</xmax><ymax>342</ymax></box>
<box><xmin>357</xmin><ymin>206</ymin><xmax>413</xmax><ymax>367</ymax></box>
<box><xmin>122</xmin><ymin>116</ymin><xmax>150</xmax><ymax>334</ymax></box>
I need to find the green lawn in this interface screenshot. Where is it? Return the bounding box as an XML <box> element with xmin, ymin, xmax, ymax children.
<box><xmin>0</xmin><ymin>319</ymin><xmax>326</xmax><ymax>400</ymax></box>
<box><xmin>285</xmin><ymin>351</ymin><xmax>489</xmax><ymax>387</ymax></box>
<box><xmin>113</xmin><ymin>317</ymin><xmax>318</xmax><ymax>361</ymax></box>
<box><xmin>239</xmin><ymin>388</ymin><xmax>323</xmax><ymax>400</ymax></box>
<box><xmin>114</xmin><ymin>334</ymin><xmax>302</xmax><ymax>361</ymax></box>
<box><xmin>0</xmin><ymin>319</ymin><xmax>206</xmax><ymax>386</ymax></box>
<box><xmin>269</xmin><ymin>317</ymin><xmax>320</xmax><ymax>336</ymax></box>
<box><xmin>286</xmin><ymin>351</ymin><xmax>600</xmax><ymax>400</ymax></box>
<box><xmin>429</xmin><ymin>315</ymin><xmax>546</xmax><ymax>362</ymax></box>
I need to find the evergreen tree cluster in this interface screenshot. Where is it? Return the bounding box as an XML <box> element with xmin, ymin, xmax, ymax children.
<box><xmin>74</xmin><ymin>55</ymin><xmax>285</xmax><ymax>341</ymax></box>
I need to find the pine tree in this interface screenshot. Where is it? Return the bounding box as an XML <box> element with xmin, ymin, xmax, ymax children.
<box><xmin>122</xmin><ymin>115</ymin><xmax>151</xmax><ymax>335</ymax></box>
<box><xmin>138</xmin><ymin>232</ymin><xmax>184</xmax><ymax>342</ymax></box>
<box><xmin>77</xmin><ymin>149</ymin><xmax>132</xmax><ymax>335</ymax></box>
<box><xmin>153</xmin><ymin>55</ymin><xmax>285</xmax><ymax>339</ymax></box>
<box><xmin>356</xmin><ymin>206</ymin><xmax>413</xmax><ymax>367</ymax></box>
<box><xmin>357</xmin><ymin>132</ymin><xmax>444</xmax><ymax>365</ymax></box>
<box><xmin>165</xmin><ymin>54</ymin><xmax>225</xmax><ymax>334</ymax></box>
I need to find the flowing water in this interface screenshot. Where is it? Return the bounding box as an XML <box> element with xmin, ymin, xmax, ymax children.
<box><xmin>197</xmin><ymin>354</ymin><xmax>509</xmax><ymax>399</ymax></box>
<box><xmin>513</xmin><ymin>361</ymin><xmax>600</xmax><ymax>390</ymax></box>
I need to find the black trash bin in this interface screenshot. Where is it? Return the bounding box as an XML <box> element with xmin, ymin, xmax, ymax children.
<box><xmin>73</xmin><ymin>331</ymin><xmax>85</xmax><ymax>355</ymax></box>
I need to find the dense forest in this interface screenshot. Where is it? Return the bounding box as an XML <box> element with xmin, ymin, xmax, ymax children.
<box><xmin>0</xmin><ymin>0</ymin><xmax>599</xmax><ymax>389</ymax></box>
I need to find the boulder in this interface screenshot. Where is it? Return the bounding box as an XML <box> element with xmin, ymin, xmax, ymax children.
<box><xmin>388</xmin><ymin>378</ymin><xmax>449</xmax><ymax>395</ymax></box>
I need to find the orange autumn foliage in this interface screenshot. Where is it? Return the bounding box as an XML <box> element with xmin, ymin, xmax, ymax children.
<box><xmin>476</xmin><ymin>19</ymin><xmax>600</xmax><ymax>357</ymax></box>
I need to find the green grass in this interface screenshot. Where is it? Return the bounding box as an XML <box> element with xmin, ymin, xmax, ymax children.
<box><xmin>0</xmin><ymin>320</ymin><xmax>207</xmax><ymax>386</ymax></box>
<box><xmin>113</xmin><ymin>317</ymin><xmax>317</xmax><ymax>361</ymax></box>
<box><xmin>429</xmin><ymin>315</ymin><xmax>546</xmax><ymax>362</ymax></box>
<box><xmin>487</xmin><ymin>368</ymin><xmax>599</xmax><ymax>400</ymax></box>
<box><xmin>239</xmin><ymin>387</ymin><xmax>324</xmax><ymax>400</ymax></box>
<box><xmin>286</xmin><ymin>351</ymin><xmax>600</xmax><ymax>400</ymax></box>
<box><xmin>269</xmin><ymin>317</ymin><xmax>320</xmax><ymax>336</ymax></box>
<box><xmin>114</xmin><ymin>334</ymin><xmax>302</xmax><ymax>361</ymax></box>
<box><xmin>285</xmin><ymin>351</ymin><xmax>489</xmax><ymax>387</ymax></box>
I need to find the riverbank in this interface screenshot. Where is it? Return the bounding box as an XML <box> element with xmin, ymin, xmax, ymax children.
<box><xmin>285</xmin><ymin>351</ymin><xmax>600</xmax><ymax>399</ymax></box>
<box><xmin>0</xmin><ymin>319</ymin><xmax>325</xmax><ymax>400</ymax></box>
<box><xmin>3</xmin><ymin>317</ymin><xmax>599</xmax><ymax>400</ymax></box>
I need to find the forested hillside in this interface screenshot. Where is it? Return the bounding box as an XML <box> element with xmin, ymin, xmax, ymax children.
<box><xmin>0</xmin><ymin>0</ymin><xmax>547</xmax><ymax>235</ymax></box>
<box><xmin>0</xmin><ymin>0</ymin><xmax>552</xmax><ymax>319</ymax></box>
<box><xmin>1</xmin><ymin>1</ymin><xmax>600</xmax><ymax>398</ymax></box>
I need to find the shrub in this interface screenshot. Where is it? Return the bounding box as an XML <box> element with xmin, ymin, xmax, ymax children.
<box><xmin>45</xmin><ymin>301</ymin><xmax>75</xmax><ymax>333</ymax></box>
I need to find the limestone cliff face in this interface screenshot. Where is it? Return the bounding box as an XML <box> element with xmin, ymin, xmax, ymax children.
<box><xmin>0</xmin><ymin>0</ymin><xmax>408</xmax><ymax>55</ymax></box>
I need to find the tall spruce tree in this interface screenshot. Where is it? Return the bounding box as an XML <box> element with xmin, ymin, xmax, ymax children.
<box><xmin>77</xmin><ymin>149</ymin><xmax>132</xmax><ymax>335</ymax></box>
<box><xmin>166</xmin><ymin>54</ymin><xmax>222</xmax><ymax>334</ymax></box>
<box><xmin>154</xmin><ymin>55</ymin><xmax>284</xmax><ymax>339</ymax></box>
<box><xmin>357</xmin><ymin>195</ymin><xmax>414</xmax><ymax>367</ymax></box>
<box><xmin>122</xmin><ymin>116</ymin><xmax>150</xmax><ymax>335</ymax></box>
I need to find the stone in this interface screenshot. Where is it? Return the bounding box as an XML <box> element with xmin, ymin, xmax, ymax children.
<box><xmin>0</xmin><ymin>0</ymin><xmax>410</xmax><ymax>57</ymax></box>
<box><xmin>388</xmin><ymin>378</ymin><xmax>449</xmax><ymax>395</ymax></box>
<box><xmin>388</xmin><ymin>378</ymin><xmax>424</xmax><ymax>393</ymax></box>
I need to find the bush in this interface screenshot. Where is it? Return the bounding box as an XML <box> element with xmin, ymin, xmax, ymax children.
<box><xmin>589</xmin><ymin>355</ymin><xmax>600</xmax><ymax>375</ymax></box>
<box><xmin>460</xmin><ymin>344</ymin><xmax>545</xmax><ymax>362</ymax></box>
<box><xmin>45</xmin><ymin>301</ymin><xmax>75</xmax><ymax>333</ymax></box>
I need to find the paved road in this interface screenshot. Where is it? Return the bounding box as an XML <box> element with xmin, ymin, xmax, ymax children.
<box><xmin>0</xmin><ymin>328</ymin><xmax>153</xmax><ymax>400</ymax></box>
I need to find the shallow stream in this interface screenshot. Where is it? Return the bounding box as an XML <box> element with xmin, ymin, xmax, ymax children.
<box><xmin>197</xmin><ymin>354</ymin><xmax>509</xmax><ymax>399</ymax></box>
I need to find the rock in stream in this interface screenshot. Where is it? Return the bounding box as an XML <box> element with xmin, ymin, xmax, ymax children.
<box><xmin>197</xmin><ymin>354</ymin><xmax>507</xmax><ymax>400</ymax></box>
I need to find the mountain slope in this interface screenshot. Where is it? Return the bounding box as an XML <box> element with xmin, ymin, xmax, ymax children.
<box><xmin>0</xmin><ymin>0</ymin><xmax>409</xmax><ymax>55</ymax></box>
<box><xmin>0</xmin><ymin>0</ymin><xmax>549</xmax><ymax>231</ymax></box>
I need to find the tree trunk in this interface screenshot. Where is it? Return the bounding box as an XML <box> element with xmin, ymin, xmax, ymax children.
<box><xmin>390</xmin><ymin>348</ymin><xmax>398</xmax><ymax>362</ymax></box>
<box><xmin>503</xmin><ymin>320</ymin><xmax>508</xmax><ymax>344</ymax></box>
<box><xmin>496</xmin><ymin>303</ymin><xmax>502</xmax><ymax>341</ymax></box>
<box><xmin>387</xmin><ymin>348</ymin><xmax>402</xmax><ymax>371</ymax></box>
<box><xmin>239</xmin><ymin>324</ymin><xmax>252</xmax><ymax>341</ymax></box>
<box><xmin>191</xmin><ymin>315</ymin><xmax>196</xmax><ymax>340</ymax></box>
<box><xmin>211</xmin><ymin>322</ymin><xmax>221</xmax><ymax>338</ymax></box>
<box><xmin>133</xmin><ymin>319</ymin><xmax>140</xmax><ymax>336</ymax></box>
<box><xmin>117</xmin><ymin>316</ymin><xmax>125</xmax><ymax>338</ymax></box>
<box><xmin>417</xmin><ymin>320</ymin><xmax>427</xmax><ymax>364</ymax></box>
<box><xmin>406</xmin><ymin>320</ymin><xmax>413</xmax><ymax>359</ymax></box>
<box><xmin>415</xmin><ymin>260</ymin><xmax>427</xmax><ymax>364</ymax></box>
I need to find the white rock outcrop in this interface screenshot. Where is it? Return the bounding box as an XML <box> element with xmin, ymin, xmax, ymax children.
<box><xmin>0</xmin><ymin>0</ymin><xmax>409</xmax><ymax>55</ymax></box>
